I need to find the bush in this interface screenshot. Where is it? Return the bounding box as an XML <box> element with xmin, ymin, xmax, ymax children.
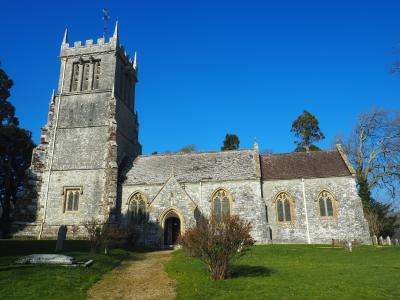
<box><xmin>178</xmin><ymin>215</ymin><xmax>254</xmax><ymax>280</ymax></box>
<box><xmin>83</xmin><ymin>218</ymin><xmax>138</xmax><ymax>253</ymax></box>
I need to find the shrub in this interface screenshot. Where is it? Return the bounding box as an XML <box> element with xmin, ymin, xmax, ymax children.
<box><xmin>83</xmin><ymin>218</ymin><xmax>138</xmax><ymax>253</ymax></box>
<box><xmin>178</xmin><ymin>215</ymin><xmax>254</xmax><ymax>280</ymax></box>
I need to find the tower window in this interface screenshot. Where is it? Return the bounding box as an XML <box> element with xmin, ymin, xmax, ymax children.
<box><xmin>93</xmin><ymin>61</ymin><xmax>101</xmax><ymax>90</ymax></box>
<box><xmin>64</xmin><ymin>187</ymin><xmax>81</xmax><ymax>212</ymax></box>
<box><xmin>82</xmin><ymin>62</ymin><xmax>90</xmax><ymax>91</ymax></box>
<box><xmin>71</xmin><ymin>63</ymin><xmax>80</xmax><ymax>92</ymax></box>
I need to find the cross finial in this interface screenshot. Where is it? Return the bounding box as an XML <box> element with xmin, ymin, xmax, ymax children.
<box><xmin>102</xmin><ymin>8</ymin><xmax>110</xmax><ymax>38</ymax></box>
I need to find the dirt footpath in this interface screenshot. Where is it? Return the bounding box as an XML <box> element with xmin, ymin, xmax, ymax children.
<box><xmin>87</xmin><ymin>250</ymin><xmax>176</xmax><ymax>300</ymax></box>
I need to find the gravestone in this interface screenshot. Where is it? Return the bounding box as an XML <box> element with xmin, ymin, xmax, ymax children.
<box><xmin>379</xmin><ymin>236</ymin><xmax>384</xmax><ymax>245</ymax></box>
<box><xmin>394</xmin><ymin>239</ymin><xmax>399</xmax><ymax>246</ymax></box>
<box><xmin>386</xmin><ymin>236</ymin><xmax>391</xmax><ymax>246</ymax></box>
<box><xmin>372</xmin><ymin>235</ymin><xmax>378</xmax><ymax>245</ymax></box>
<box><xmin>55</xmin><ymin>225</ymin><xmax>67</xmax><ymax>252</ymax></box>
<box><xmin>346</xmin><ymin>241</ymin><xmax>353</xmax><ymax>252</ymax></box>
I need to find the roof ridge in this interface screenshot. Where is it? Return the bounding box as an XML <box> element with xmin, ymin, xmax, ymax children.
<box><xmin>136</xmin><ymin>148</ymin><xmax>253</xmax><ymax>159</ymax></box>
<box><xmin>261</xmin><ymin>149</ymin><xmax>338</xmax><ymax>157</ymax></box>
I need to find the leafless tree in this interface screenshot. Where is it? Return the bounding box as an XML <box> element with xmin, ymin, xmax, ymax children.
<box><xmin>342</xmin><ymin>108</ymin><xmax>400</xmax><ymax>204</ymax></box>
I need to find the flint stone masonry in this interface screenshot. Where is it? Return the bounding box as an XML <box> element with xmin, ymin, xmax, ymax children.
<box><xmin>13</xmin><ymin>25</ymin><xmax>370</xmax><ymax>246</ymax></box>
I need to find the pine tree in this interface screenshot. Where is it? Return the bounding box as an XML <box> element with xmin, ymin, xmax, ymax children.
<box><xmin>221</xmin><ymin>134</ymin><xmax>240</xmax><ymax>150</ymax></box>
<box><xmin>291</xmin><ymin>110</ymin><xmax>325</xmax><ymax>152</ymax></box>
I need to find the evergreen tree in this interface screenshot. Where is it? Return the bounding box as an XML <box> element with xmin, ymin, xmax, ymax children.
<box><xmin>0</xmin><ymin>67</ymin><xmax>35</xmax><ymax>237</ymax></box>
<box><xmin>221</xmin><ymin>134</ymin><xmax>240</xmax><ymax>150</ymax></box>
<box><xmin>291</xmin><ymin>110</ymin><xmax>325</xmax><ymax>152</ymax></box>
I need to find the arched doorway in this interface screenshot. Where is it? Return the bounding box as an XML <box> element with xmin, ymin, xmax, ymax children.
<box><xmin>161</xmin><ymin>209</ymin><xmax>182</xmax><ymax>246</ymax></box>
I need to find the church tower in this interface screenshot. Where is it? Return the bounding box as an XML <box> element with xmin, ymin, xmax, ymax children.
<box><xmin>15</xmin><ymin>23</ymin><xmax>141</xmax><ymax>238</ymax></box>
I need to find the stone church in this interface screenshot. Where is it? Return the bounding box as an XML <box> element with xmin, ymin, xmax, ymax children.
<box><xmin>14</xmin><ymin>24</ymin><xmax>371</xmax><ymax>246</ymax></box>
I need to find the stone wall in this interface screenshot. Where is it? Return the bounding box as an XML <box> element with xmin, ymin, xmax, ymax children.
<box><xmin>121</xmin><ymin>177</ymin><xmax>269</xmax><ymax>246</ymax></box>
<box><xmin>263</xmin><ymin>176</ymin><xmax>371</xmax><ymax>244</ymax></box>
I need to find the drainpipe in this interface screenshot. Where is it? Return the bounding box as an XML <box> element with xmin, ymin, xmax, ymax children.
<box><xmin>200</xmin><ymin>181</ymin><xmax>202</xmax><ymax>204</ymax></box>
<box><xmin>38</xmin><ymin>57</ymin><xmax>67</xmax><ymax>239</ymax></box>
<box><xmin>301</xmin><ymin>178</ymin><xmax>311</xmax><ymax>244</ymax></box>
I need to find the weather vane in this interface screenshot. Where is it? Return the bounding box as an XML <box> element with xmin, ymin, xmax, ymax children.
<box><xmin>102</xmin><ymin>8</ymin><xmax>110</xmax><ymax>38</ymax></box>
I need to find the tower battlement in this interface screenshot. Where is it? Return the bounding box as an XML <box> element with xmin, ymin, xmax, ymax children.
<box><xmin>60</xmin><ymin>22</ymin><xmax>137</xmax><ymax>72</ymax></box>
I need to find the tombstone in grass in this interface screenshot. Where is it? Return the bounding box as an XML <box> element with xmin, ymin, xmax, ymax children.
<box><xmin>345</xmin><ymin>240</ymin><xmax>353</xmax><ymax>252</ymax></box>
<box><xmin>394</xmin><ymin>239</ymin><xmax>399</xmax><ymax>246</ymax></box>
<box><xmin>55</xmin><ymin>225</ymin><xmax>68</xmax><ymax>252</ymax></box>
<box><xmin>386</xmin><ymin>236</ymin><xmax>391</xmax><ymax>246</ymax></box>
<box><xmin>379</xmin><ymin>236</ymin><xmax>384</xmax><ymax>245</ymax></box>
<box><xmin>372</xmin><ymin>235</ymin><xmax>378</xmax><ymax>245</ymax></box>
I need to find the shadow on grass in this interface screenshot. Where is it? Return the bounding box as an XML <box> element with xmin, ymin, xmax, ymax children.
<box><xmin>231</xmin><ymin>265</ymin><xmax>274</xmax><ymax>278</ymax></box>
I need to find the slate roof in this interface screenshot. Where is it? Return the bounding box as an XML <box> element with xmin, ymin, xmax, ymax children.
<box><xmin>124</xmin><ymin>149</ymin><xmax>258</xmax><ymax>185</ymax></box>
<box><xmin>260</xmin><ymin>150</ymin><xmax>352</xmax><ymax>180</ymax></box>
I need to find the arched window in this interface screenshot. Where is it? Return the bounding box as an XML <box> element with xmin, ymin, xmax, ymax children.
<box><xmin>64</xmin><ymin>187</ymin><xmax>80</xmax><ymax>212</ymax></box>
<box><xmin>128</xmin><ymin>192</ymin><xmax>148</xmax><ymax>224</ymax></box>
<box><xmin>212</xmin><ymin>189</ymin><xmax>232</xmax><ymax>222</ymax></box>
<box><xmin>274</xmin><ymin>192</ymin><xmax>294</xmax><ymax>223</ymax></box>
<box><xmin>317</xmin><ymin>190</ymin><xmax>336</xmax><ymax>218</ymax></box>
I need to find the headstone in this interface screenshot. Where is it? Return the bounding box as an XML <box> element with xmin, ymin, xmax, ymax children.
<box><xmin>386</xmin><ymin>236</ymin><xmax>391</xmax><ymax>246</ymax></box>
<box><xmin>394</xmin><ymin>239</ymin><xmax>399</xmax><ymax>246</ymax></box>
<box><xmin>372</xmin><ymin>235</ymin><xmax>378</xmax><ymax>245</ymax></box>
<box><xmin>345</xmin><ymin>241</ymin><xmax>353</xmax><ymax>252</ymax></box>
<box><xmin>55</xmin><ymin>225</ymin><xmax>67</xmax><ymax>252</ymax></box>
<box><xmin>379</xmin><ymin>236</ymin><xmax>384</xmax><ymax>245</ymax></box>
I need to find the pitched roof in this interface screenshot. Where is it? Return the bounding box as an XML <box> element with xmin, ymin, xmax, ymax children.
<box><xmin>260</xmin><ymin>150</ymin><xmax>352</xmax><ymax>180</ymax></box>
<box><xmin>124</xmin><ymin>149</ymin><xmax>258</xmax><ymax>185</ymax></box>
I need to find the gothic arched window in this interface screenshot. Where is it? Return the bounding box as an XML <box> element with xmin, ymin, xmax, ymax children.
<box><xmin>211</xmin><ymin>189</ymin><xmax>231</xmax><ymax>222</ymax></box>
<box><xmin>317</xmin><ymin>190</ymin><xmax>336</xmax><ymax>218</ymax></box>
<box><xmin>128</xmin><ymin>192</ymin><xmax>148</xmax><ymax>224</ymax></box>
<box><xmin>274</xmin><ymin>192</ymin><xmax>295</xmax><ymax>223</ymax></box>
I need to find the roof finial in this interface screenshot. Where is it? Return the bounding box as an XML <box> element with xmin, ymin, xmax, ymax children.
<box><xmin>62</xmin><ymin>28</ymin><xmax>68</xmax><ymax>44</ymax></box>
<box><xmin>133</xmin><ymin>51</ymin><xmax>138</xmax><ymax>69</ymax></box>
<box><xmin>102</xmin><ymin>8</ymin><xmax>110</xmax><ymax>38</ymax></box>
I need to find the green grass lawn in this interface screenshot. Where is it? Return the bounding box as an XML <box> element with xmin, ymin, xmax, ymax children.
<box><xmin>166</xmin><ymin>245</ymin><xmax>400</xmax><ymax>300</ymax></box>
<box><xmin>0</xmin><ymin>239</ymin><xmax>139</xmax><ymax>300</ymax></box>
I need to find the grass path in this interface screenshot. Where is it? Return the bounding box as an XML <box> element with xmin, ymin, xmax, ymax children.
<box><xmin>87</xmin><ymin>250</ymin><xmax>176</xmax><ymax>300</ymax></box>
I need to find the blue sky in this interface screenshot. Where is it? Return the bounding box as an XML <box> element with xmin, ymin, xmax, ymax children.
<box><xmin>1</xmin><ymin>0</ymin><xmax>399</xmax><ymax>154</ymax></box>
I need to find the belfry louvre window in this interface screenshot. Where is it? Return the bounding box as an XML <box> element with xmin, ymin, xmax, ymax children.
<box><xmin>71</xmin><ymin>63</ymin><xmax>80</xmax><ymax>91</ymax></box>
<box><xmin>275</xmin><ymin>192</ymin><xmax>294</xmax><ymax>223</ymax></box>
<box><xmin>70</xmin><ymin>60</ymin><xmax>101</xmax><ymax>91</ymax></box>
<box><xmin>64</xmin><ymin>188</ymin><xmax>81</xmax><ymax>212</ymax></box>
<box><xmin>128</xmin><ymin>192</ymin><xmax>147</xmax><ymax>224</ymax></box>
<box><xmin>93</xmin><ymin>61</ymin><xmax>101</xmax><ymax>90</ymax></box>
<box><xmin>82</xmin><ymin>62</ymin><xmax>90</xmax><ymax>91</ymax></box>
<box><xmin>318</xmin><ymin>190</ymin><xmax>336</xmax><ymax>218</ymax></box>
<box><xmin>212</xmin><ymin>189</ymin><xmax>231</xmax><ymax>222</ymax></box>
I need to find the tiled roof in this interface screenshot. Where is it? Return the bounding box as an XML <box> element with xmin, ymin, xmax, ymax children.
<box><xmin>125</xmin><ymin>149</ymin><xmax>258</xmax><ymax>185</ymax></box>
<box><xmin>261</xmin><ymin>150</ymin><xmax>352</xmax><ymax>180</ymax></box>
